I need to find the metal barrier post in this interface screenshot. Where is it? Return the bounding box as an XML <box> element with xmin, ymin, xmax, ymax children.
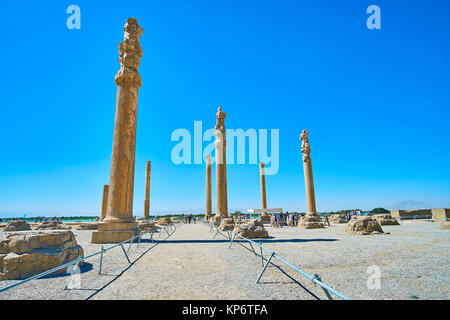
<box><xmin>256</xmin><ymin>252</ymin><xmax>274</xmax><ymax>283</ymax></box>
<box><xmin>248</xmin><ymin>241</ymin><xmax>258</xmax><ymax>256</ymax></box>
<box><xmin>313</xmin><ymin>274</ymin><xmax>333</xmax><ymax>300</ymax></box>
<box><xmin>120</xmin><ymin>243</ymin><xmax>131</xmax><ymax>264</ymax></box>
<box><xmin>228</xmin><ymin>231</ymin><xmax>235</xmax><ymax>249</ymax></box>
<box><xmin>64</xmin><ymin>256</ymin><xmax>82</xmax><ymax>290</ymax></box>
<box><xmin>127</xmin><ymin>238</ymin><xmax>133</xmax><ymax>253</ymax></box>
<box><xmin>99</xmin><ymin>246</ymin><xmax>104</xmax><ymax>274</ymax></box>
<box><xmin>213</xmin><ymin>227</ymin><xmax>219</xmax><ymax>239</ymax></box>
<box><xmin>259</xmin><ymin>242</ymin><xmax>264</xmax><ymax>266</ymax></box>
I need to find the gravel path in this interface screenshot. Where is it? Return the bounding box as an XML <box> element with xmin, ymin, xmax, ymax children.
<box><xmin>1</xmin><ymin>221</ymin><xmax>448</xmax><ymax>300</ymax></box>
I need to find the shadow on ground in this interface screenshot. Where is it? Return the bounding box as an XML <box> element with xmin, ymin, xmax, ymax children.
<box><xmin>140</xmin><ymin>238</ymin><xmax>339</xmax><ymax>244</ymax></box>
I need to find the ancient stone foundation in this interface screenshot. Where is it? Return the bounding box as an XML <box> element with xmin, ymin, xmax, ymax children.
<box><xmin>233</xmin><ymin>219</ymin><xmax>268</xmax><ymax>239</ymax></box>
<box><xmin>345</xmin><ymin>217</ymin><xmax>384</xmax><ymax>235</ymax></box>
<box><xmin>3</xmin><ymin>221</ymin><xmax>32</xmax><ymax>232</ymax></box>
<box><xmin>298</xmin><ymin>214</ymin><xmax>324</xmax><ymax>229</ymax></box>
<box><xmin>92</xmin><ymin>222</ymin><xmax>139</xmax><ymax>243</ymax></box>
<box><xmin>0</xmin><ymin>231</ymin><xmax>84</xmax><ymax>280</ymax></box>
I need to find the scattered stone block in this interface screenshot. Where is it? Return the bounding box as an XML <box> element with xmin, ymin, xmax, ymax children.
<box><xmin>0</xmin><ymin>230</ymin><xmax>84</xmax><ymax>280</ymax></box>
<box><xmin>373</xmin><ymin>214</ymin><xmax>400</xmax><ymax>226</ymax></box>
<box><xmin>138</xmin><ymin>221</ymin><xmax>157</xmax><ymax>232</ymax></box>
<box><xmin>345</xmin><ymin>216</ymin><xmax>384</xmax><ymax>235</ymax></box>
<box><xmin>220</xmin><ymin>218</ymin><xmax>235</xmax><ymax>231</ymax></box>
<box><xmin>35</xmin><ymin>221</ymin><xmax>72</xmax><ymax>230</ymax></box>
<box><xmin>76</xmin><ymin>223</ymin><xmax>99</xmax><ymax>230</ymax></box>
<box><xmin>157</xmin><ymin>217</ymin><xmax>172</xmax><ymax>226</ymax></box>
<box><xmin>3</xmin><ymin>220</ymin><xmax>32</xmax><ymax>232</ymax></box>
<box><xmin>329</xmin><ymin>214</ymin><xmax>348</xmax><ymax>224</ymax></box>
<box><xmin>233</xmin><ymin>219</ymin><xmax>268</xmax><ymax>239</ymax></box>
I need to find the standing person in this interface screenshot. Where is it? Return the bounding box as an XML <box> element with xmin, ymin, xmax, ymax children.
<box><xmin>324</xmin><ymin>212</ymin><xmax>330</xmax><ymax>227</ymax></box>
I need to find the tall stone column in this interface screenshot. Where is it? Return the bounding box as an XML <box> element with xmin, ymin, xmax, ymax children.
<box><xmin>100</xmin><ymin>185</ymin><xmax>109</xmax><ymax>220</ymax></box>
<box><xmin>214</xmin><ymin>106</ymin><xmax>228</xmax><ymax>223</ymax></box>
<box><xmin>298</xmin><ymin>129</ymin><xmax>324</xmax><ymax>229</ymax></box>
<box><xmin>144</xmin><ymin>161</ymin><xmax>151</xmax><ymax>219</ymax></box>
<box><xmin>92</xmin><ymin>18</ymin><xmax>144</xmax><ymax>243</ymax></box>
<box><xmin>259</xmin><ymin>162</ymin><xmax>270</xmax><ymax>221</ymax></box>
<box><xmin>205</xmin><ymin>155</ymin><xmax>212</xmax><ymax>221</ymax></box>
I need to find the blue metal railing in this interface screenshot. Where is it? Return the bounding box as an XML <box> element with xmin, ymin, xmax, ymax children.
<box><xmin>205</xmin><ymin>221</ymin><xmax>350</xmax><ymax>300</ymax></box>
<box><xmin>0</xmin><ymin>223</ymin><xmax>177</xmax><ymax>294</ymax></box>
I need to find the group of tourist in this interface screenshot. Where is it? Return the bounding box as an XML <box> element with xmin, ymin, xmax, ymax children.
<box><xmin>32</xmin><ymin>217</ymin><xmax>60</xmax><ymax>223</ymax></box>
<box><xmin>346</xmin><ymin>212</ymin><xmax>358</xmax><ymax>221</ymax></box>
<box><xmin>270</xmin><ymin>212</ymin><xmax>304</xmax><ymax>227</ymax></box>
<box><xmin>266</xmin><ymin>211</ymin><xmax>358</xmax><ymax>228</ymax></box>
<box><xmin>183</xmin><ymin>214</ymin><xmax>196</xmax><ymax>224</ymax></box>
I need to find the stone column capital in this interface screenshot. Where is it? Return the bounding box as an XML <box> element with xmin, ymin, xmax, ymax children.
<box><xmin>115</xmin><ymin>18</ymin><xmax>144</xmax><ymax>87</ymax></box>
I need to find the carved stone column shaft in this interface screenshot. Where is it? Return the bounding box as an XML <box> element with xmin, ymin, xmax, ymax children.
<box><xmin>214</xmin><ymin>106</ymin><xmax>228</xmax><ymax>221</ymax></box>
<box><xmin>92</xmin><ymin>18</ymin><xmax>144</xmax><ymax>243</ymax></box>
<box><xmin>101</xmin><ymin>185</ymin><xmax>109</xmax><ymax>220</ymax></box>
<box><xmin>205</xmin><ymin>155</ymin><xmax>212</xmax><ymax>220</ymax></box>
<box><xmin>144</xmin><ymin>161</ymin><xmax>151</xmax><ymax>219</ymax></box>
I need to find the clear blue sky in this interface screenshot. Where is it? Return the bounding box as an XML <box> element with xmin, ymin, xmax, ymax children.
<box><xmin>1</xmin><ymin>0</ymin><xmax>449</xmax><ymax>217</ymax></box>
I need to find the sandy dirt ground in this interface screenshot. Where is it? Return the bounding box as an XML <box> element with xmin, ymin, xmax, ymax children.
<box><xmin>0</xmin><ymin>220</ymin><xmax>449</xmax><ymax>300</ymax></box>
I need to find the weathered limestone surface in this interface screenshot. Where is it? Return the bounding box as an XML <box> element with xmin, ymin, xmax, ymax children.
<box><xmin>35</xmin><ymin>221</ymin><xmax>72</xmax><ymax>230</ymax></box>
<box><xmin>329</xmin><ymin>214</ymin><xmax>348</xmax><ymax>224</ymax></box>
<box><xmin>138</xmin><ymin>221</ymin><xmax>157</xmax><ymax>232</ymax></box>
<box><xmin>298</xmin><ymin>214</ymin><xmax>324</xmax><ymax>229</ymax></box>
<box><xmin>77</xmin><ymin>223</ymin><xmax>99</xmax><ymax>230</ymax></box>
<box><xmin>157</xmin><ymin>217</ymin><xmax>172</xmax><ymax>226</ymax></box>
<box><xmin>373</xmin><ymin>214</ymin><xmax>400</xmax><ymax>226</ymax></box>
<box><xmin>0</xmin><ymin>231</ymin><xmax>84</xmax><ymax>280</ymax></box>
<box><xmin>92</xmin><ymin>18</ymin><xmax>143</xmax><ymax>243</ymax></box>
<box><xmin>298</xmin><ymin>129</ymin><xmax>324</xmax><ymax>229</ymax></box>
<box><xmin>214</xmin><ymin>106</ymin><xmax>228</xmax><ymax>220</ymax></box>
<box><xmin>233</xmin><ymin>219</ymin><xmax>268</xmax><ymax>239</ymax></box>
<box><xmin>432</xmin><ymin>209</ymin><xmax>450</xmax><ymax>223</ymax></box>
<box><xmin>205</xmin><ymin>155</ymin><xmax>212</xmax><ymax>221</ymax></box>
<box><xmin>144</xmin><ymin>161</ymin><xmax>151</xmax><ymax>219</ymax></box>
<box><xmin>3</xmin><ymin>220</ymin><xmax>32</xmax><ymax>232</ymax></box>
<box><xmin>345</xmin><ymin>217</ymin><xmax>384</xmax><ymax>235</ymax></box>
<box><xmin>220</xmin><ymin>217</ymin><xmax>235</xmax><ymax>231</ymax></box>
